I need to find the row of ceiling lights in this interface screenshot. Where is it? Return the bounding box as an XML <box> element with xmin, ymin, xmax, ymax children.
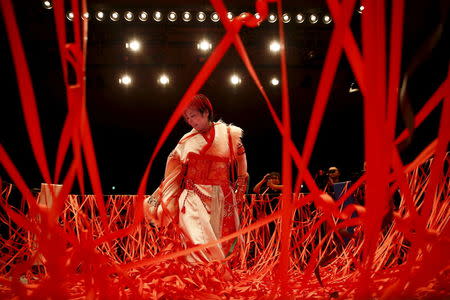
<box><xmin>67</xmin><ymin>10</ymin><xmax>332</xmax><ymax>25</ymax></box>
<box><xmin>40</xmin><ymin>1</ymin><xmax>286</xmax><ymax>89</ymax></box>
<box><xmin>42</xmin><ymin>1</ymin><xmax>333</xmax><ymax>24</ymax></box>
<box><xmin>125</xmin><ymin>39</ymin><xmax>283</xmax><ymax>53</ymax></box>
<box><xmin>41</xmin><ymin>0</ymin><xmax>365</xmax><ymax>92</ymax></box>
<box><xmin>121</xmin><ymin>38</ymin><xmax>282</xmax><ymax>87</ymax></box>
<box><xmin>118</xmin><ymin>73</ymin><xmax>280</xmax><ymax>87</ymax></box>
<box><xmin>123</xmin><ymin>38</ymin><xmax>281</xmax><ymax>87</ymax></box>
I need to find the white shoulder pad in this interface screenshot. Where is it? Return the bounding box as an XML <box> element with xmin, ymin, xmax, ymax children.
<box><xmin>229</xmin><ymin>124</ymin><xmax>243</xmax><ymax>142</ymax></box>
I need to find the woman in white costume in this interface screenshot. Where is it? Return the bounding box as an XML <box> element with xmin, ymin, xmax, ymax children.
<box><xmin>145</xmin><ymin>94</ymin><xmax>248</xmax><ymax>262</ymax></box>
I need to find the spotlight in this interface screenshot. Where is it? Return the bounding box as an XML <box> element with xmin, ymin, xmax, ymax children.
<box><xmin>307</xmin><ymin>50</ymin><xmax>316</xmax><ymax>60</ymax></box>
<box><xmin>269</xmin><ymin>41</ymin><xmax>281</xmax><ymax>53</ymax></box>
<box><xmin>358</xmin><ymin>5</ymin><xmax>365</xmax><ymax>14</ymax></box>
<box><xmin>309</xmin><ymin>14</ymin><xmax>318</xmax><ymax>24</ymax></box>
<box><xmin>230</xmin><ymin>74</ymin><xmax>242</xmax><ymax>86</ymax></box>
<box><xmin>66</xmin><ymin>11</ymin><xmax>74</xmax><ymax>21</ymax></box>
<box><xmin>139</xmin><ymin>11</ymin><xmax>148</xmax><ymax>21</ymax></box>
<box><xmin>95</xmin><ymin>11</ymin><xmax>105</xmax><ymax>21</ymax></box>
<box><xmin>349</xmin><ymin>81</ymin><xmax>359</xmax><ymax>93</ymax></box>
<box><xmin>268</xmin><ymin>13</ymin><xmax>277</xmax><ymax>23</ymax></box>
<box><xmin>255</xmin><ymin>13</ymin><xmax>260</xmax><ymax>20</ymax></box>
<box><xmin>110</xmin><ymin>11</ymin><xmax>120</xmax><ymax>21</ymax></box>
<box><xmin>282</xmin><ymin>13</ymin><xmax>291</xmax><ymax>23</ymax></box>
<box><xmin>271</xmin><ymin>77</ymin><xmax>279</xmax><ymax>86</ymax></box>
<box><xmin>119</xmin><ymin>75</ymin><xmax>132</xmax><ymax>86</ymax></box>
<box><xmin>42</xmin><ymin>1</ymin><xmax>52</xmax><ymax>9</ymax></box>
<box><xmin>124</xmin><ymin>11</ymin><xmax>134</xmax><ymax>21</ymax></box>
<box><xmin>197</xmin><ymin>11</ymin><xmax>206</xmax><ymax>22</ymax></box>
<box><xmin>126</xmin><ymin>40</ymin><xmax>141</xmax><ymax>52</ymax></box>
<box><xmin>295</xmin><ymin>13</ymin><xmax>305</xmax><ymax>23</ymax></box>
<box><xmin>182</xmin><ymin>11</ymin><xmax>192</xmax><ymax>22</ymax></box>
<box><xmin>158</xmin><ymin>74</ymin><xmax>170</xmax><ymax>85</ymax></box>
<box><xmin>239</xmin><ymin>12</ymin><xmax>249</xmax><ymax>19</ymax></box>
<box><xmin>211</xmin><ymin>12</ymin><xmax>220</xmax><ymax>22</ymax></box>
<box><xmin>81</xmin><ymin>12</ymin><xmax>90</xmax><ymax>20</ymax></box>
<box><xmin>197</xmin><ymin>40</ymin><xmax>212</xmax><ymax>52</ymax></box>
<box><xmin>153</xmin><ymin>11</ymin><xmax>162</xmax><ymax>22</ymax></box>
<box><xmin>323</xmin><ymin>14</ymin><xmax>332</xmax><ymax>24</ymax></box>
<box><xmin>168</xmin><ymin>11</ymin><xmax>177</xmax><ymax>22</ymax></box>
<box><xmin>227</xmin><ymin>12</ymin><xmax>233</xmax><ymax>20</ymax></box>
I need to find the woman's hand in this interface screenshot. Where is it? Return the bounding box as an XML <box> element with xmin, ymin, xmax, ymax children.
<box><xmin>143</xmin><ymin>195</ymin><xmax>160</xmax><ymax>226</ymax></box>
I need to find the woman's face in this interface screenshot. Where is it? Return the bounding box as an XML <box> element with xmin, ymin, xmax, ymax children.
<box><xmin>184</xmin><ymin>107</ymin><xmax>210</xmax><ymax>132</ymax></box>
<box><xmin>268</xmin><ymin>177</ymin><xmax>280</xmax><ymax>185</ymax></box>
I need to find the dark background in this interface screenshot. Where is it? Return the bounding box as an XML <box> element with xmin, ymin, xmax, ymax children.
<box><xmin>1</xmin><ymin>0</ymin><xmax>448</xmax><ymax>195</ymax></box>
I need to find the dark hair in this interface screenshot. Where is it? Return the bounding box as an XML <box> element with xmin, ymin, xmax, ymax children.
<box><xmin>269</xmin><ymin>172</ymin><xmax>280</xmax><ymax>179</ymax></box>
<box><xmin>186</xmin><ymin>94</ymin><xmax>214</xmax><ymax>121</ymax></box>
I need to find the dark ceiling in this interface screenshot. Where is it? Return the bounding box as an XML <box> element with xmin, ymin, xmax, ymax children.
<box><xmin>1</xmin><ymin>1</ymin><xmax>448</xmax><ymax>194</ymax></box>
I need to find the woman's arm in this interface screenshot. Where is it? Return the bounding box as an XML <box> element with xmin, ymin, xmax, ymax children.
<box><xmin>158</xmin><ymin>150</ymin><xmax>182</xmax><ymax>219</ymax></box>
<box><xmin>267</xmin><ymin>180</ymin><xmax>283</xmax><ymax>191</ymax></box>
<box><xmin>144</xmin><ymin>149</ymin><xmax>182</xmax><ymax>226</ymax></box>
<box><xmin>253</xmin><ymin>174</ymin><xmax>270</xmax><ymax>194</ymax></box>
<box><xmin>235</xmin><ymin>141</ymin><xmax>248</xmax><ymax>199</ymax></box>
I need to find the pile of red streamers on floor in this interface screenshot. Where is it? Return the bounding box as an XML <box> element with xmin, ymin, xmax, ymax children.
<box><xmin>1</xmin><ymin>156</ymin><xmax>449</xmax><ymax>298</ymax></box>
<box><xmin>1</xmin><ymin>0</ymin><xmax>449</xmax><ymax>298</ymax></box>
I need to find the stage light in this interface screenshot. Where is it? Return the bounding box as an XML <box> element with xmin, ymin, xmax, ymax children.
<box><xmin>358</xmin><ymin>5</ymin><xmax>365</xmax><ymax>14</ymax></box>
<box><xmin>81</xmin><ymin>12</ymin><xmax>90</xmax><ymax>20</ymax></box>
<box><xmin>66</xmin><ymin>11</ymin><xmax>74</xmax><ymax>21</ymax></box>
<box><xmin>153</xmin><ymin>11</ymin><xmax>162</xmax><ymax>22</ymax></box>
<box><xmin>323</xmin><ymin>14</ymin><xmax>332</xmax><ymax>24</ymax></box>
<box><xmin>119</xmin><ymin>75</ymin><xmax>132</xmax><ymax>86</ymax></box>
<box><xmin>268</xmin><ymin>13</ymin><xmax>277</xmax><ymax>23</ymax></box>
<box><xmin>230</xmin><ymin>74</ymin><xmax>242</xmax><ymax>85</ymax></box>
<box><xmin>269</xmin><ymin>41</ymin><xmax>281</xmax><ymax>53</ymax></box>
<box><xmin>349</xmin><ymin>81</ymin><xmax>359</xmax><ymax>93</ymax></box>
<box><xmin>110</xmin><ymin>11</ymin><xmax>120</xmax><ymax>21</ymax></box>
<box><xmin>309</xmin><ymin>14</ymin><xmax>318</xmax><ymax>24</ymax></box>
<box><xmin>197</xmin><ymin>40</ymin><xmax>212</xmax><ymax>52</ymax></box>
<box><xmin>95</xmin><ymin>11</ymin><xmax>105</xmax><ymax>21</ymax></box>
<box><xmin>182</xmin><ymin>11</ymin><xmax>192</xmax><ymax>22</ymax></box>
<box><xmin>239</xmin><ymin>12</ymin><xmax>249</xmax><ymax>19</ymax></box>
<box><xmin>139</xmin><ymin>11</ymin><xmax>148</xmax><ymax>21</ymax></box>
<box><xmin>295</xmin><ymin>13</ymin><xmax>305</xmax><ymax>23</ymax></box>
<box><xmin>124</xmin><ymin>11</ymin><xmax>134</xmax><ymax>21</ymax></box>
<box><xmin>168</xmin><ymin>11</ymin><xmax>177</xmax><ymax>22</ymax></box>
<box><xmin>282</xmin><ymin>13</ymin><xmax>291</xmax><ymax>23</ymax></box>
<box><xmin>158</xmin><ymin>74</ymin><xmax>170</xmax><ymax>85</ymax></box>
<box><xmin>211</xmin><ymin>12</ymin><xmax>219</xmax><ymax>22</ymax></box>
<box><xmin>227</xmin><ymin>12</ymin><xmax>233</xmax><ymax>20</ymax></box>
<box><xmin>43</xmin><ymin>1</ymin><xmax>52</xmax><ymax>9</ymax></box>
<box><xmin>197</xmin><ymin>11</ymin><xmax>206</xmax><ymax>22</ymax></box>
<box><xmin>271</xmin><ymin>77</ymin><xmax>279</xmax><ymax>86</ymax></box>
<box><xmin>255</xmin><ymin>13</ymin><xmax>260</xmax><ymax>20</ymax></box>
<box><xmin>125</xmin><ymin>40</ymin><xmax>141</xmax><ymax>52</ymax></box>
